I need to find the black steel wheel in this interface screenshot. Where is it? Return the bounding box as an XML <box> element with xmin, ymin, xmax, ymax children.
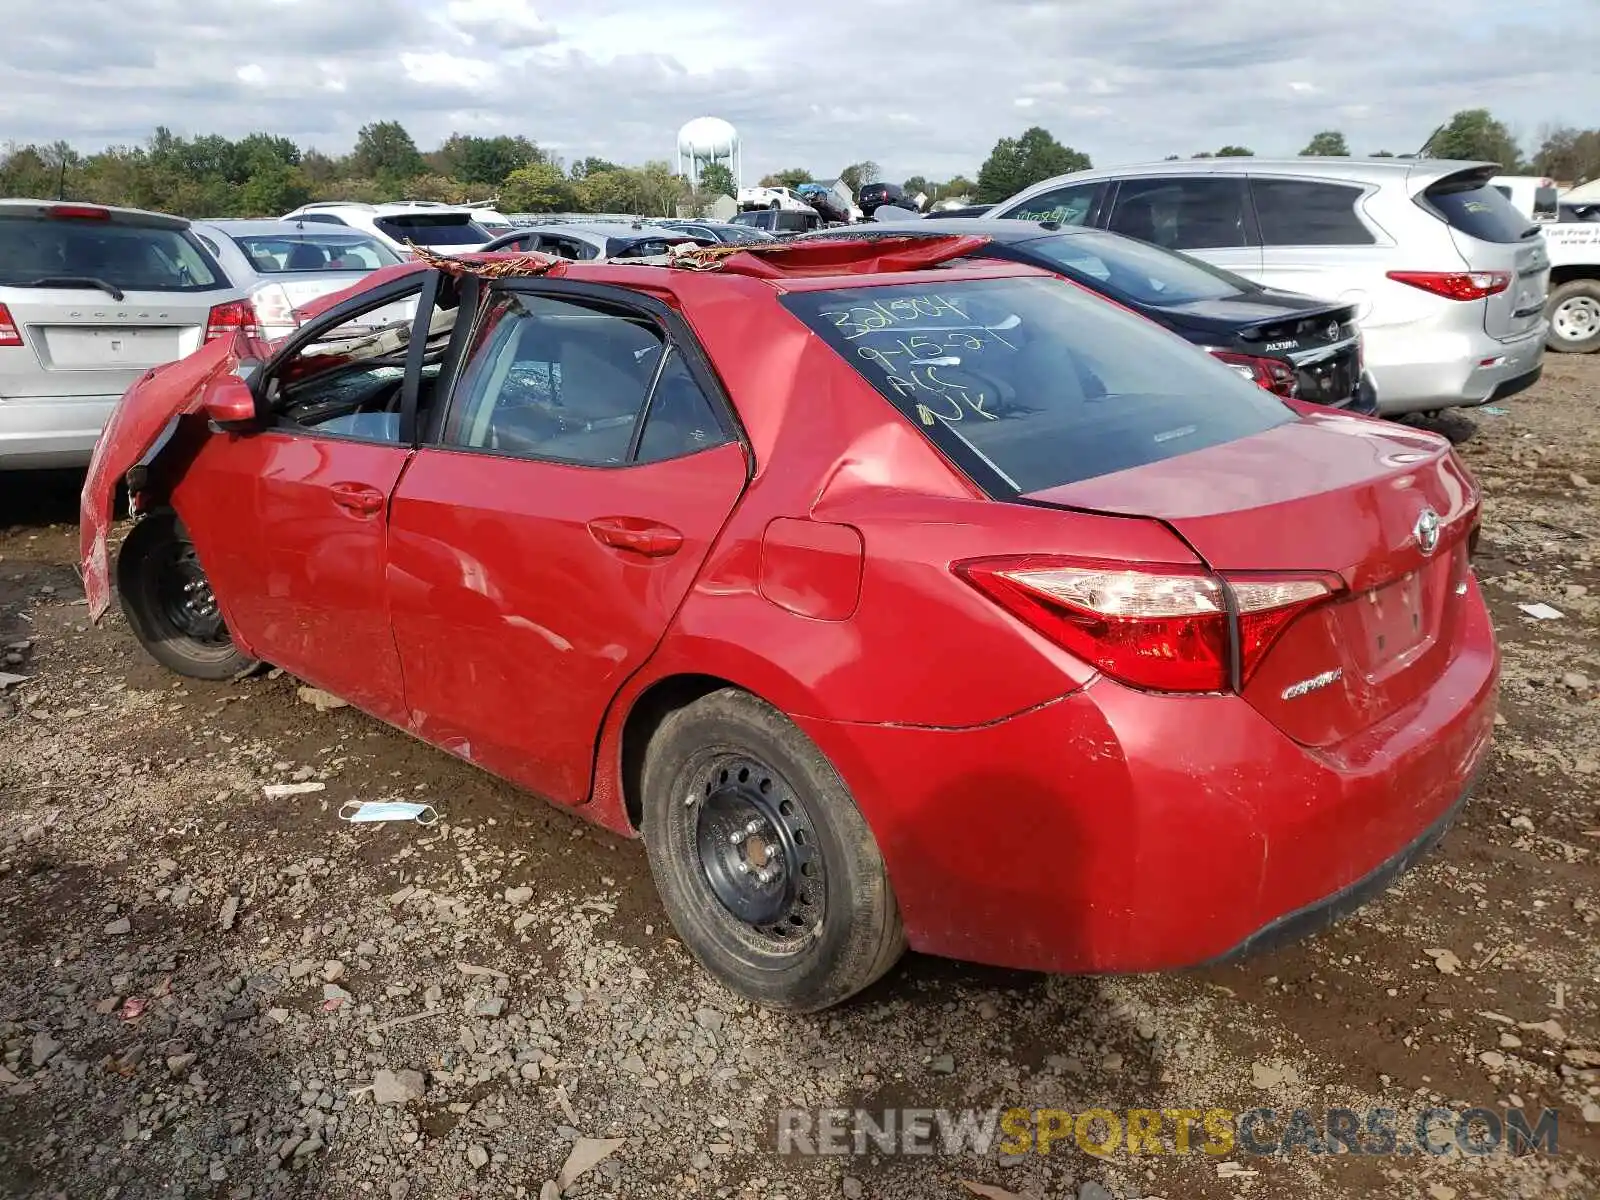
<box><xmin>642</xmin><ymin>688</ymin><xmax>904</xmax><ymax>1011</ymax></box>
<box><xmin>117</xmin><ymin>512</ymin><xmax>257</xmax><ymax>681</ymax></box>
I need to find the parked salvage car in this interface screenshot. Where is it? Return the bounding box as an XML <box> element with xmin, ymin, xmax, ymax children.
<box><xmin>191</xmin><ymin>219</ymin><xmax>405</xmax><ymax>340</ymax></box>
<box><xmin>795</xmin><ymin>184</ymin><xmax>852</xmax><ymax>224</ymax></box>
<box><xmin>991</xmin><ymin>158</ymin><xmax>1550</xmax><ymax>415</ymax></box>
<box><xmin>481</xmin><ymin>223</ymin><xmax>711</xmax><ymax>261</ymax></box>
<box><xmin>729</xmin><ymin>208</ymin><xmax>823</xmax><ymax>235</ymax></box>
<box><xmin>279</xmin><ymin>202</ymin><xmax>494</xmax><ymax>256</ymax></box>
<box><xmin>857</xmin><ymin>181</ymin><xmax>917</xmax><ymax>217</ymax></box>
<box><xmin>658</xmin><ymin>220</ymin><xmax>777</xmax><ymax>245</ymax></box>
<box><xmin>736</xmin><ymin>186</ymin><xmax>816</xmax><ymax>213</ymax></box>
<box><xmin>0</xmin><ymin>199</ymin><xmax>246</xmax><ymax>469</ymax></box>
<box><xmin>82</xmin><ymin>236</ymin><xmax>1498</xmax><ymax>1011</ymax></box>
<box><xmin>793</xmin><ymin>219</ymin><xmax>1376</xmax><ymax>412</ymax></box>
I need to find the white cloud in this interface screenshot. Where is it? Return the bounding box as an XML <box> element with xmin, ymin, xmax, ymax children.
<box><xmin>0</xmin><ymin>0</ymin><xmax>1592</xmax><ymax>182</ymax></box>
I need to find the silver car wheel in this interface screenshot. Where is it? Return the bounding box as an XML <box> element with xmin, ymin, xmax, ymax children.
<box><xmin>1552</xmin><ymin>294</ymin><xmax>1600</xmax><ymax>342</ymax></box>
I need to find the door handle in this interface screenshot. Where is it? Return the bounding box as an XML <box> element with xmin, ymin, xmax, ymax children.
<box><xmin>330</xmin><ymin>482</ymin><xmax>385</xmax><ymax>516</ymax></box>
<box><xmin>587</xmin><ymin>516</ymin><xmax>683</xmax><ymax>558</ymax></box>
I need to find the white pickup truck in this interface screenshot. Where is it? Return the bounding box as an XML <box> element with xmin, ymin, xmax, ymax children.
<box><xmin>1492</xmin><ymin>176</ymin><xmax>1600</xmax><ymax>353</ymax></box>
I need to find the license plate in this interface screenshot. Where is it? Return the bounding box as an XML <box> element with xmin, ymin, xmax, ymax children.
<box><xmin>1364</xmin><ymin>572</ymin><xmax>1424</xmax><ymax>660</ymax></box>
<box><xmin>42</xmin><ymin>326</ymin><xmax>183</xmax><ymax>369</ymax></box>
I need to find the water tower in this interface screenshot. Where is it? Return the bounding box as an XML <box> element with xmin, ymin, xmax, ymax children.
<box><xmin>677</xmin><ymin>117</ymin><xmax>741</xmax><ymax>190</ymax></box>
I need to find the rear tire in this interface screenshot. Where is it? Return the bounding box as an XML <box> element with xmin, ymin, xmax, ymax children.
<box><xmin>641</xmin><ymin>688</ymin><xmax>904</xmax><ymax>1011</ymax></box>
<box><xmin>117</xmin><ymin>512</ymin><xmax>257</xmax><ymax>681</ymax></box>
<box><xmin>1546</xmin><ymin>280</ymin><xmax>1600</xmax><ymax>354</ymax></box>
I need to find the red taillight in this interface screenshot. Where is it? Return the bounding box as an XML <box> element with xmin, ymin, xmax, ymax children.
<box><xmin>1208</xmin><ymin>349</ymin><xmax>1299</xmax><ymax>397</ymax></box>
<box><xmin>46</xmin><ymin>204</ymin><xmax>110</xmax><ymax>221</ymax></box>
<box><xmin>205</xmin><ymin>300</ymin><xmax>257</xmax><ymax>342</ymax></box>
<box><xmin>0</xmin><ymin>303</ymin><xmax>21</xmax><ymax>348</ymax></box>
<box><xmin>1387</xmin><ymin>270</ymin><xmax>1510</xmax><ymax>301</ymax></box>
<box><xmin>955</xmin><ymin>556</ymin><xmax>1341</xmax><ymax>693</ymax></box>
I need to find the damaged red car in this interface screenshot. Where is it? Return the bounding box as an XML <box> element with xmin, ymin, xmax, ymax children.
<box><xmin>80</xmin><ymin>236</ymin><xmax>1498</xmax><ymax>1011</ymax></box>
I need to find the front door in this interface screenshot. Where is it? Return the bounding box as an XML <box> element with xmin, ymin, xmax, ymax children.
<box><xmin>221</xmin><ymin>274</ymin><xmax>441</xmax><ymax>722</ymax></box>
<box><xmin>387</xmin><ymin>283</ymin><xmax>748</xmax><ymax>804</ymax></box>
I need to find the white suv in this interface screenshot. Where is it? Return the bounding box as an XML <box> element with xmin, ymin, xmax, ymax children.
<box><xmin>991</xmin><ymin>159</ymin><xmax>1550</xmax><ymax>416</ymax></box>
<box><xmin>736</xmin><ymin>186</ymin><xmax>817</xmax><ymax>214</ymax></box>
<box><xmin>280</xmin><ymin>202</ymin><xmax>493</xmax><ymax>256</ymax></box>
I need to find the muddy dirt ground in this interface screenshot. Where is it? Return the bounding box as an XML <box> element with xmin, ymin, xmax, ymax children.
<box><xmin>0</xmin><ymin>358</ymin><xmax>1597</xmax><ymax>1200</ymax></box>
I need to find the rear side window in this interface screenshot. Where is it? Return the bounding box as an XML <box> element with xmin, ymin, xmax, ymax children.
<box><xmin>232</xmin><ymin>233</ymin><xmax>400</xmax><ymax>272</ymax></box>
<box><xmin>1251</xmin><ymin>180</ymin><xmax>1374</xmax><ymax>246</ymax></box>
<box><xmin>783</xmin><ymin>277</ymin><xmax>1291</xmax><ymax>494</ymax></box>
<box><xmin>1423</xmin><ymin>177</ymin><xmax>1535</xmax><ymax>244</ymax></box>
<box><xmin>375</xmin><ymin>215</ymin><xmax>491</xmax><ymax>246</ymax></box>
<box><xmin>0</xmin><ymin>215</ymin><xmax>222</xmax><ymax>291</ymax></box>
<box><xmin>1106</xmin><ymin>178</ymin><xmax>1250</xmax><ymax>250</ymax></box>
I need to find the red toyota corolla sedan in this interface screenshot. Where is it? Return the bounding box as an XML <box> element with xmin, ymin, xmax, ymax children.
<box><xmin>79</xmin><ymin>236</ymin><xmax>1498</xmax><ymax>1011</ymax></box>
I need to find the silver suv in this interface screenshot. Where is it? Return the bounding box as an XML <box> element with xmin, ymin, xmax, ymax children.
<box><xmin>991</xmin><ymin>159</ymin><xmax>1549</xmax><ymax>415</ymax></box>
<box><xmin>0</xmin><ymin>200</ymin><xmax>245</xmax><ymax>469</ymax></box>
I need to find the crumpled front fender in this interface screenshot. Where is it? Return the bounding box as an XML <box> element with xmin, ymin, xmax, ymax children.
<box><xmin>79</xmin><ymin>337</ymin><xmax>240</xmax><ymax>621</ymax></box>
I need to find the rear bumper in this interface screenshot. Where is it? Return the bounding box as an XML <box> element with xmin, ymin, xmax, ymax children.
<box><xmin>797</xmin><ymin>583</ymin><xmax>1498</xmax><ymax>975</ymax></box>
<box><xmin>0</xmin><ymin>394</ymin><xmax>118</xmax><ymax>469</ymax></box>
<box><xmin>1364</xmin><ymin>321</ymin><xmax>1547</xmax><ymax>415</ymax></box>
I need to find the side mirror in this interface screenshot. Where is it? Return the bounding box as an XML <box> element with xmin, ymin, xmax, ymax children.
<box><xmin>201</xmin><ymin>374</ymin><xmax>256</xmax><ymax>426</ymax></box>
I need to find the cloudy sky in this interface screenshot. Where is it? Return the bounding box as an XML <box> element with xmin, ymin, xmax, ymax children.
<box><xmin>2</xmin><ymin>0</ymin><xmax>1593</xmax><ymax>183</ymax></box>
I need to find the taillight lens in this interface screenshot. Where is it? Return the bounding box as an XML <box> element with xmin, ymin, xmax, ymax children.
<box><xmin>0</xmin><ymin>303</ymin><xmax>21</xmax><ymax>348</ymax></box>
<box><xmin>248</xmin><ymin>283</ymin><xmax>298</xmax><ymax>339</ymax></box>
<box><xmin>1208</xmin><ymin>349</ymin><xmax>1299</xmax><ymax>397</ymax></box>
<box><xmin>1387</xmin><ymin>270</ymin><xmax>1510</xmax><ymax>301</ymax></box>
<box><xmin>205</xmin><ymin>300</ymin><xmax>257</xmax><ymax>342</ymax></box>
<box><xmin>955</xmin><ymin>556</ymin><xmax>1341</xmax><ymax>693</ymax></box>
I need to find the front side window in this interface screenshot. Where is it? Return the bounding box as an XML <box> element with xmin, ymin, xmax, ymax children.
<box><xmin>440</xmin><ymin>292</ymin><xmax>727</xmax><ymax>466</ymax></box>
<box><xmin>783</xmin><ymin>276</ymin><xmax>1290</xmax><ymax>494</ymax></box>
<box><xmin>1106</xmin><ymin>177</ymin><xmax>1250</xmax><ymax>250</ymax></box>
<box><xmin>1251</xmin><ymin>179</ymin><xmax>1374</xmax><ymax>246</ymax></box>
<box><xmin>268</xmin><ymin>283</ymin><xmax>446</xmax><ymax>442</ymax></box>
<box><xmin>999</xmin><ymin>182</ymin><xmax>1101</xmax><ymax>225</ymax></box>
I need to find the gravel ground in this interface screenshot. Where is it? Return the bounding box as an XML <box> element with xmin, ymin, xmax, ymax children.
<box><xmin>1</xmin><ymin>356</ymin><xmax>1598</xmax><ymax>1200</ymax></box>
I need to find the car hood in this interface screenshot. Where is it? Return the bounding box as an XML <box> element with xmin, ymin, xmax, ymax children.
<box><xmin>79</xmin><ymin>336</ymin><xmax>248</xmax><ymax>621</ymax></box>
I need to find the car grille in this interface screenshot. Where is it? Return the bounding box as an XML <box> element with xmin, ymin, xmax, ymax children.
<box><xmin>1294</xmin><ymin>344</ymin><xmax>1360</xmax><ymax>406</ymax></box>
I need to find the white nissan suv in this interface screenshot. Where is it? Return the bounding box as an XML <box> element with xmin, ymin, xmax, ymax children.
<box><xmin>990</xmin><ymin>158</ymin><xmax>1550</xmax><ymax>416</ymax></box>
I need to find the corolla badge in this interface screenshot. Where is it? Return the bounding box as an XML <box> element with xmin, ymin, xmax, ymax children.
<box><xmin>1282</xmin><ymin>667</ymin><xmax>1342</xmax><ymax>700</ymax></box>
<box><xmin>1414</xmin><ymin>508</ymin><xmax>1441</xmax><ymax>556</ymax></box>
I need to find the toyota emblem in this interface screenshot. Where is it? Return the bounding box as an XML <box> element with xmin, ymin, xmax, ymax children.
<box><xmin>1414</xmin><ymin>508</ymin><xmax>1441</xmax><ymax>556</ymax></box>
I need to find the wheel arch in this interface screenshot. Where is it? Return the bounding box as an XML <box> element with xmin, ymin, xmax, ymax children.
<box><xmin>1549</xmin><ymin>265</ymin><xmax>1600</xmax><ymax>289</ymax></box>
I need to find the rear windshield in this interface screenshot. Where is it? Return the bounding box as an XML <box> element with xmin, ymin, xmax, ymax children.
<box><xmin>0</xmin><ymin>215</ymin><xmax>222</xmax><ymax>291</ymax></box>
<box><xmin>1017</xmin><ymin>229</ymin><xmax>1252</xmax><ymax>306</ymax></box>
<box><xmin>230</xmin><ymin>231</ymin><xmax>401</xmax><ymax>273</ymax></box>
<box><xmin>783</xmin><ymin>276</ymin><xmax>1292</xmax><ymax>494</ymax></box>
<box><xmin>374</xmin><ymin>214</ymin><xmax>491</xmax><ymax>245</ymax></box>
<box><xmin>1425</xmin><ymin>178</ymin><xmax>1537</xmax><ymax>244</ymax></box>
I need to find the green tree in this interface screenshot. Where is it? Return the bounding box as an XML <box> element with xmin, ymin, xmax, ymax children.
<box><xmin>1216</xmin><ymin>145</ymin><xmax>1254</xmax><ymax>157</ymax></box>
<box><xmin>570</xmin><ymin>156</ymin><xmax>622</xmax><ymax>181</ymax></box>
<box><xmin>1533</xmin><ymin>126</ymin><xmax>1600</xmax><ymax>183</ymax></box>
<box><xmin>941</xmin><ymin>174</ymin><xmax>976</xmax><ymax>199</ymax></box>
<box><xmin>839</xmin><ymin>160</ymin><xmax>881</xmax><ymax>195</ymax></box>
<box><xmin>349</xmin><ymin>121</ymin><xmax>424</xmax><ymax>183</ymax></box>
<box><xmin>1163</xmin><ymin>154</ymin><xmax>1182</xmax><ymax>161</ymax></box>
<box><xmin>902</xmin><ymin>175</ymin><xmax>930</xmax><ymax>197</ymax></box>
<box><xmin>1300</xmin><ymin>131</ymin><xmax>1349</xmax><ymax>156</ymax></box>
<box><xmin>697</xmin><ymin>161</ymin><xmax>736</xmax><ymax>198</ymax></box>
<box><xmin>239</xmin><ymin>164</ymin><xmax>310</xmax><ymax>215</ymax></box>
<box><xmin>1191</xmin><ymin>151</ymin><xmax>1215</xmax><ymax>159</ymax></box>
<box><xmin>575</xmin><ymin>168</ymin><xmax>641</xmax><ymax>213</ymax></box>
<box><xmin>0</xmin><ymin>143</ymin><xmax>59</xmax><ymax>198</ymax></box>
<box><xmin>1423</xmin><ymin>109</ymin><xmax>1523</xmax><ymax>169</ymax></box>
<box><xmin>431</xmin><ymin>133</ymin><xmax>540</xmax><ymax>186</ymax></box>
<box><xmin>760</xmin><ymin>167</ymin><xmax>813</xmax><ymax>190</ymax></box>
<box><xmin>1370</xmin><ymin>150</ymin><xmax>1396</xmax><ymax>158</ymax></box>
<box><xmin>499</xmin><ymin>161</ymin><xmax>575</xmax><ymax>212</ymax></box>
<box><xmin>975</xmin><ymin>127</ymin><xmax>1090</xmax><ymax>203</ymax></box>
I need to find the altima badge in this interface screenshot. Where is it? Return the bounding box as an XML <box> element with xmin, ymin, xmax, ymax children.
<box><xmin>1415</xmin><ymin>508</ymin><xmax>1441</xmax><ymax>556</ymax></box>
<box><xmin>1282</xmin><ymin>667</ymin><xmax>1342</xmax><ymax>700</ymax></box>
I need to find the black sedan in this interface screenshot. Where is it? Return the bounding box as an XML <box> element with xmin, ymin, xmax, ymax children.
<box><xmin>794</xmin><ymin>219</ymin><xmax>1376</xmax><ymax>413</ymax></box>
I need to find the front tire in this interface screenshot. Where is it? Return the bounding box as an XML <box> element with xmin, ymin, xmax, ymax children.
<box><xmin>641</xmin><ymin>689</ymin><xmax>904</xmax><ymax>1011</ymax></box>
<box><xmin>116</xmin><ymin>512</ymin><xmax>257</xmax><ymax>680</ymax></box>
<box><xmin>1547</xmin><ymin>279</ymin><xmax>1600</xmax><ymax>354</ymax></box>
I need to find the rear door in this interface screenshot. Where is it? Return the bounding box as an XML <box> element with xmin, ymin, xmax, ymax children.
<box><xmin>387</xmin><ymin>281</ymin><xmax>748</xmax><ymax>804</ymax></box>
<box><xmin>0</xmin><ymin>204</ymin><xmax>232</xmax><ymax>400</ymax></box>
<box><xmin>1247</xmin><ymin>176</ymin><xmax>1389</xmax><ymax>308</ymax></box>
<box><xmin>1422</xmin><ymin>169</ymin><xmax>1550</xmax><ymax>342</ymax></box>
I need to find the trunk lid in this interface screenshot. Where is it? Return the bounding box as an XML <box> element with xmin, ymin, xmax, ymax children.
<box><xmin>1027</xmin><ymin>412</ymin><xmax>1480</xmax><ymax>745</ymax></box>
<box><xmin>1421</xmin><ymin>167</ymin><xmax>1550</xmax><ymax>342</ymax></box>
